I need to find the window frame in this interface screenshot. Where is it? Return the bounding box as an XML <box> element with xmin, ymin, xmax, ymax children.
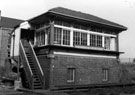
<box><xmin>54</xmin><ymin>27</ymin><xmax>71</xmax><ymax>46</ymax></box>
<box><xmin>90</xmin><ymin>34</ymin><xmax>102</xmax><ymax>48</ymax></box>
<box><xmin>104</xmin><ymin>36</ymin><xmax>111</xmax><ymax>50</ymax></box>
<box><xmin>102</xmin><ymin>68</ymin><xmax>109</xmax><ymax>81</ymax></box>
<box><xmin>67</xmin><ymin>68</ymin><xmax>76</xmax><ymax>83</ymax></box>
<box><xmin>35</xmin><ymin>27</ymin><xmax>50</xmax><ymax>46</ymax></box>
<box><xmin>53</xmin><ymin>24</ymin><xmax>116</xmax><ymax>51</ymax></box>
<box><xmin>73</xmin><ymin>31</ymin><xmax>87</xmax><ymax>46</ymax></box>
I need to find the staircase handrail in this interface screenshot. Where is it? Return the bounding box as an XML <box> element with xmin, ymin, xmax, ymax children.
<box><xmin>20</xmin><ymin>40</ymin><xmax>33</xmax><ymax>89</ymax></box>
<box><xmin>29</xmin><ymin>41</ymin><xmax>44</xmax><ymax>76</ymax></box>
<box><xmin>29</xmin><ymin>41</ymin><xmax>45</xmax><ymax>88</ymax></box>
<box><xmin>20</xmin><ymin>40</ymin><xmax>33</xmax><ymax>76</ymax></box>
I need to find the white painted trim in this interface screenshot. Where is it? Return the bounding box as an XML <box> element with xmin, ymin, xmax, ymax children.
<box><xmin>70</xmin><ymin>28</ymin><xmax>73</xmax><ymax>46</ymax></box>
<box><xmin>54</xmin><ymin>24</ymin><xmax>116</xmax><ymax>37</ymax></box>
<box><xmin>54</xmin><ymin>51</ymin><xmax>116</xmax><ymax>59</ymax></box>
<box><xmin>102</xmin><ymin>36</ymin><xmax>105</xmax><ymax>48</ymax></box>
<box><xmin>87</xmin><ymin>34</ymin><xmax>90</xmax><ymax>46</ymax></box>
<box><xmin>36</xmin><ymin>25</ymin><xmax>50</xmax><ymax>32</ymax></box>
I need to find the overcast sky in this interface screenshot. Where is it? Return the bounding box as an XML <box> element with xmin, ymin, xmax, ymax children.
<box><xmin>0</xmin><ymin>0</ymin><xmax>135</xmax><ymax>59</ymax></box>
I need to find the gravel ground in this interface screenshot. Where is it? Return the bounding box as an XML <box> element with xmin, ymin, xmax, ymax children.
<box><xmin>0</xmin><ymin>85</ymin><xmax>135</xmax><ymax>95</ymax></box>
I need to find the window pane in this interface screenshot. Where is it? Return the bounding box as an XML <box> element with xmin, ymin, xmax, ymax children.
<box><xmin>63</xmin><ymin>22</ymin><xmax>71</xmax><ymax>27</ymax></box>
<box><xmin>46</xmin><ymin>27</ymin><xmax>50</xmax><ymax>45</ymax></box>
<box><xmin>90</xmin><ymin>34</ymin><xmax>96</xmax><ymax>47</ymax></box>
<box><xmin>90</xmin><ymin>34</ymin><xmax>102</xmax><ymax>47</ymax></box>
<box><xmin>97</xmin><ymin>35</ymin><xmax>102</xmax><ymax>47</ymax></box>
<box><xmin>41</xmin><ymin>30</ymin><xmax>45</xmax><ymax>45</ymax></box>
<box><xmin>104</xmin><ymin>37</ymin><xmax>110</xmax><ymax>49</ymax></box>
<box><xmin>81</xmin><ymin>33</ymin><xmax>87</xmax><ymax>46</ymax></box>
<box><xmin>73</xmin><ymin>24</ymin><xmax>80</xmax><ymax>29</ymax></box>
<box><xmin>73</xmin><ymin>31</ymin><xmax>80</xmax><ymax>45</ymax></box>
<box><xmin>54</xmin><ymin>20</ymin><xmax>62</xmax><ymax>25</ymax></box>
<box><xmin>36</xmin><ymin>32</ymin><xmax>41</xmax><ymax>46</ymax></box>
<box><xmin>63</xmin><ymin>29</ymin><xmax>70</xmax><ymax>45</ymax></box>
<box><xmin>54</xmin><ymin>27</ymin><xmax>62</xmax><ymax>44</ymax></box>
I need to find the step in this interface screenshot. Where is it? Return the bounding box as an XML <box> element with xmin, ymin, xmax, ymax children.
<box><xmin>27</xmin><ymin>56</ymin><xmax>32</xmax><ymax>58</ymax></box>
<box><xmin>26</xmin><ymin>53</ymin><xmax>30</xmax><ymax>55</ymax></box>
<box><xmin>34</xmin><ymin>83</ymin><xmax>42</xmax><ymax>86</ymax></box>
<box><xmin>26</xmin><ymin>54</ymin><xmax>31</xmax><ymax>56</ymax></box>
<box><xmin>33</xmin><ymin>75</ymin><xmax>39</xmax><ymax>78</ymax></box>
<box><xmin>34</xmin><ymin>78</ymin><xmax>40</xmax><ymax>82</ymax></box>
<box><xmin>29</xmin><ymin>63</ymin><xmax>34</xmax><ymax>65</ymax></box>
<box><xmin>34</xmin><ymin>80</ymin><xmax>41</xmax><ymax>83</ymax></box>
<box><xmin>31</xmin><ymin>68</ymin><xmax>36</xmax><ymax>70</ymax></box>
<box><xmin>28</xmin><ymin>61</ymin><xmax>33</xmax><ymax>64</ymax></box>
<box><xmin>32</xmin><ymin>70</ymin><xmax>37</xmax><ymax>73</ymax></box>
<box><xmin>30</xmin><ymin>65</ymin><xmax>35</xmax><ymax>68</ymax></box>
<box><xmin>34</xmin><ymin>86</ymin><xmax>42</xmax><ymax>89</ymax></box>
<box><xmin>28</xmin><ymin>58</ymin><xmax>32</xmax><ymax>60</ymax></box>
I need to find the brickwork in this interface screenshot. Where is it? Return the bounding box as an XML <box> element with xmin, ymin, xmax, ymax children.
<box><xmin>37</xmin><ymin>55</ymin><xmax>51</xmax><ymax>89</ymax></box>
<box><xmin>49</xmin><ymin>54</ymin><xmax>120</xmax><ymax>89</ymax></box>
<box><xmin>0</xmin><ymin>28</ymin><xmax>12</xmax><ymax>67</ymax></box>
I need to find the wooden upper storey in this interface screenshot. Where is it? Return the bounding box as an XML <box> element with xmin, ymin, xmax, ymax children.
<box><xmin>27</xmin><ymin>7</ymin><xmax>127</xmax><ymax>53</ymax></box>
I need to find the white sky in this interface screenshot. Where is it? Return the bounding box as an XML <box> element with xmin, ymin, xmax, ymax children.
<box><xmin>0</xmin><ymin>0</ymin><xmax>135</xmax><ymax>58</ymax></box>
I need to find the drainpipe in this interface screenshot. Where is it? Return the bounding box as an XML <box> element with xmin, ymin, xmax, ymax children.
<box><xmin>12</xmin><ymin>34</ymin><xmax>15</xmax><ymax>59</ymax></box>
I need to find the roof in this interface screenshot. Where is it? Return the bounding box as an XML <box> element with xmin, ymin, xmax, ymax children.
<box><xmin>0</xmin><ymin>16</ymin><xmax>24</xmax><ymax>28</ymax></box>
<box><xmin>28</xmin><ymin>7</ymin><xmax>127</xmax><ymax>31</ymax></box>
<box><xmin>48</xmin><ymin>7</ymin><xmax>127</xmax><ymax>31</ymax></box>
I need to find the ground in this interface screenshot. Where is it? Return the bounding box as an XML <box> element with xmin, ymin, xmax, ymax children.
<box><xmin>0</xmin><ymin>84</ymin><xmax>135</xmax><ymax>95</ymax></box>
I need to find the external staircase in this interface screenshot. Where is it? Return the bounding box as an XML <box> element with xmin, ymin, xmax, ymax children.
<box><xmin>19</xmin><ymin>39</ymin><xmax>45</xmax><ymax>89</ymax></box>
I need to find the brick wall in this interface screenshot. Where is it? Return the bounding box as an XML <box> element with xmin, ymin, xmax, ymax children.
<box><xmin>37</xmin><ymin>55</ymin><xmax>51</xmax><ymax>89</ymax></box>
<box><xmin>49</xmin><ymin>54</ymin><xmax>120</xmax><ymax>89</ymax></box>
<box><xmin>0</xmin><ymin>28</ymin><xmax>12</xmax><ymax>67</ymax></box>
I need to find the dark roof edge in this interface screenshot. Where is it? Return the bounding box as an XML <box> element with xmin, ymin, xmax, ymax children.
<box><xmin>48</xmin><ymin>10</ymin><xmax>127</xmax><ymax>31</ymax></box>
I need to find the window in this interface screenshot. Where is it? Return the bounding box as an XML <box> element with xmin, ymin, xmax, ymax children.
<box><xmin>73</xmin><ymin>31</ymin><xmax>80</xmax><ymax>45</ymax></box>
<box><xmin>62</xmin><ymin>22</ymin><xmax>71</xmax><ymax>27</ymax></box>
<box><xmin>73</xmin><ymin>24</ymin><xmax>80</xmax><ymax>29</ymax></box>
<box><xmin>73</xmin><ymin>31</ymin><xmax>87</xmax><ymax>46</ymax></box>
<box><xmin>54</xmin><ymin>20</ymin><xmax>62</xmax><ymax>26</ymax></box>
<box><xmin>104</xmin><ymin>36</ymin><xmax>110</xmax><ymax>50</ymax></box>
<box><xmin>63</xmin><ymin>29</ymin><xmax>70</xmax><ymax>45</ymax></box>
<box><xmin>67</xmin><ymin>68</ymin><xmax>75</xmax><ymax>82</ymax></box>
<box><xmin>54</xmin><ymin>27</ymin><xmax>70</xmax><ymax>45</ymax></box>
<box><xmin>54</xmin><ymin>27</ymin><xmax>62</xmax><ymax>44</ymax></box>
<box><xmin>54</xmin><ymin>20</ymin><xmax>71</xmax><ymax>27</ymax></box>
<box><xmin>36</xmin><ymin>30</ymin><xmax>45</xmax><ymax>46</ymax></box>
<box><xmin>46</xmin><ymin>27</ymin><xmax>50</xmax><ymax>45</ymax></box>
<box><xmin>90</xmin><ymin>34</ymin><xmax>102</xmax><ymax>47</ymax></box>
<box><xmin>81</xmin><ymin>33</ymin><xmax>87</xmax><ymax>46</ymax></box>
<box><xmin>102</xmin><ymin>69</ymin><xmax>109</xmax><ymax>81</ymax></box>
<box><xmin>36</xmin><ymin>31</ymin><xmax>41</xmax><ymax>46</ymax></box>
<box><xmin>35</xmin><ymin>27</ymin><xmax>49</xmax><ymax>46</ymax></box>
<box><xmin>90</xmin><ymin>34</ymin><xmax>96</xmax><ymax>47</ymax></box>
<box><xmin>97</xmin><ymin>35</ymin><xmax>102</xmax><ymax>47</ymax></box>
<box><xmin>41</xmin><ymin>30</ymin><xmax>45</xmax><ymax>45</ymax></box>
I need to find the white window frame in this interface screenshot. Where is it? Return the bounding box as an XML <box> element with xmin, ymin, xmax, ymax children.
<box><xmin>54</xmin><ymin>24</ymin><xmax>116</xmax><ymax>51</ymax></box>
<box><xmin>35</xmin><ymin>27</ymin><xmax>50</xmax><ymax>47</ymax></box>
<box><xmin>54</xmin><ymin>27</ymin><xmax>71</xmax><ymax>46</ymax></box>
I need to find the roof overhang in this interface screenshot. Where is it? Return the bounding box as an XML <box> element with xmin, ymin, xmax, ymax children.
<box><xmin>47</xmin><ymin>11</ymin><xmax>127</xmax><ymax>32</ymax></box>
<box><xmin>28</xmin><ymin>7</ymin><xmax>127</xmax><ymax>32</ymax></box>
